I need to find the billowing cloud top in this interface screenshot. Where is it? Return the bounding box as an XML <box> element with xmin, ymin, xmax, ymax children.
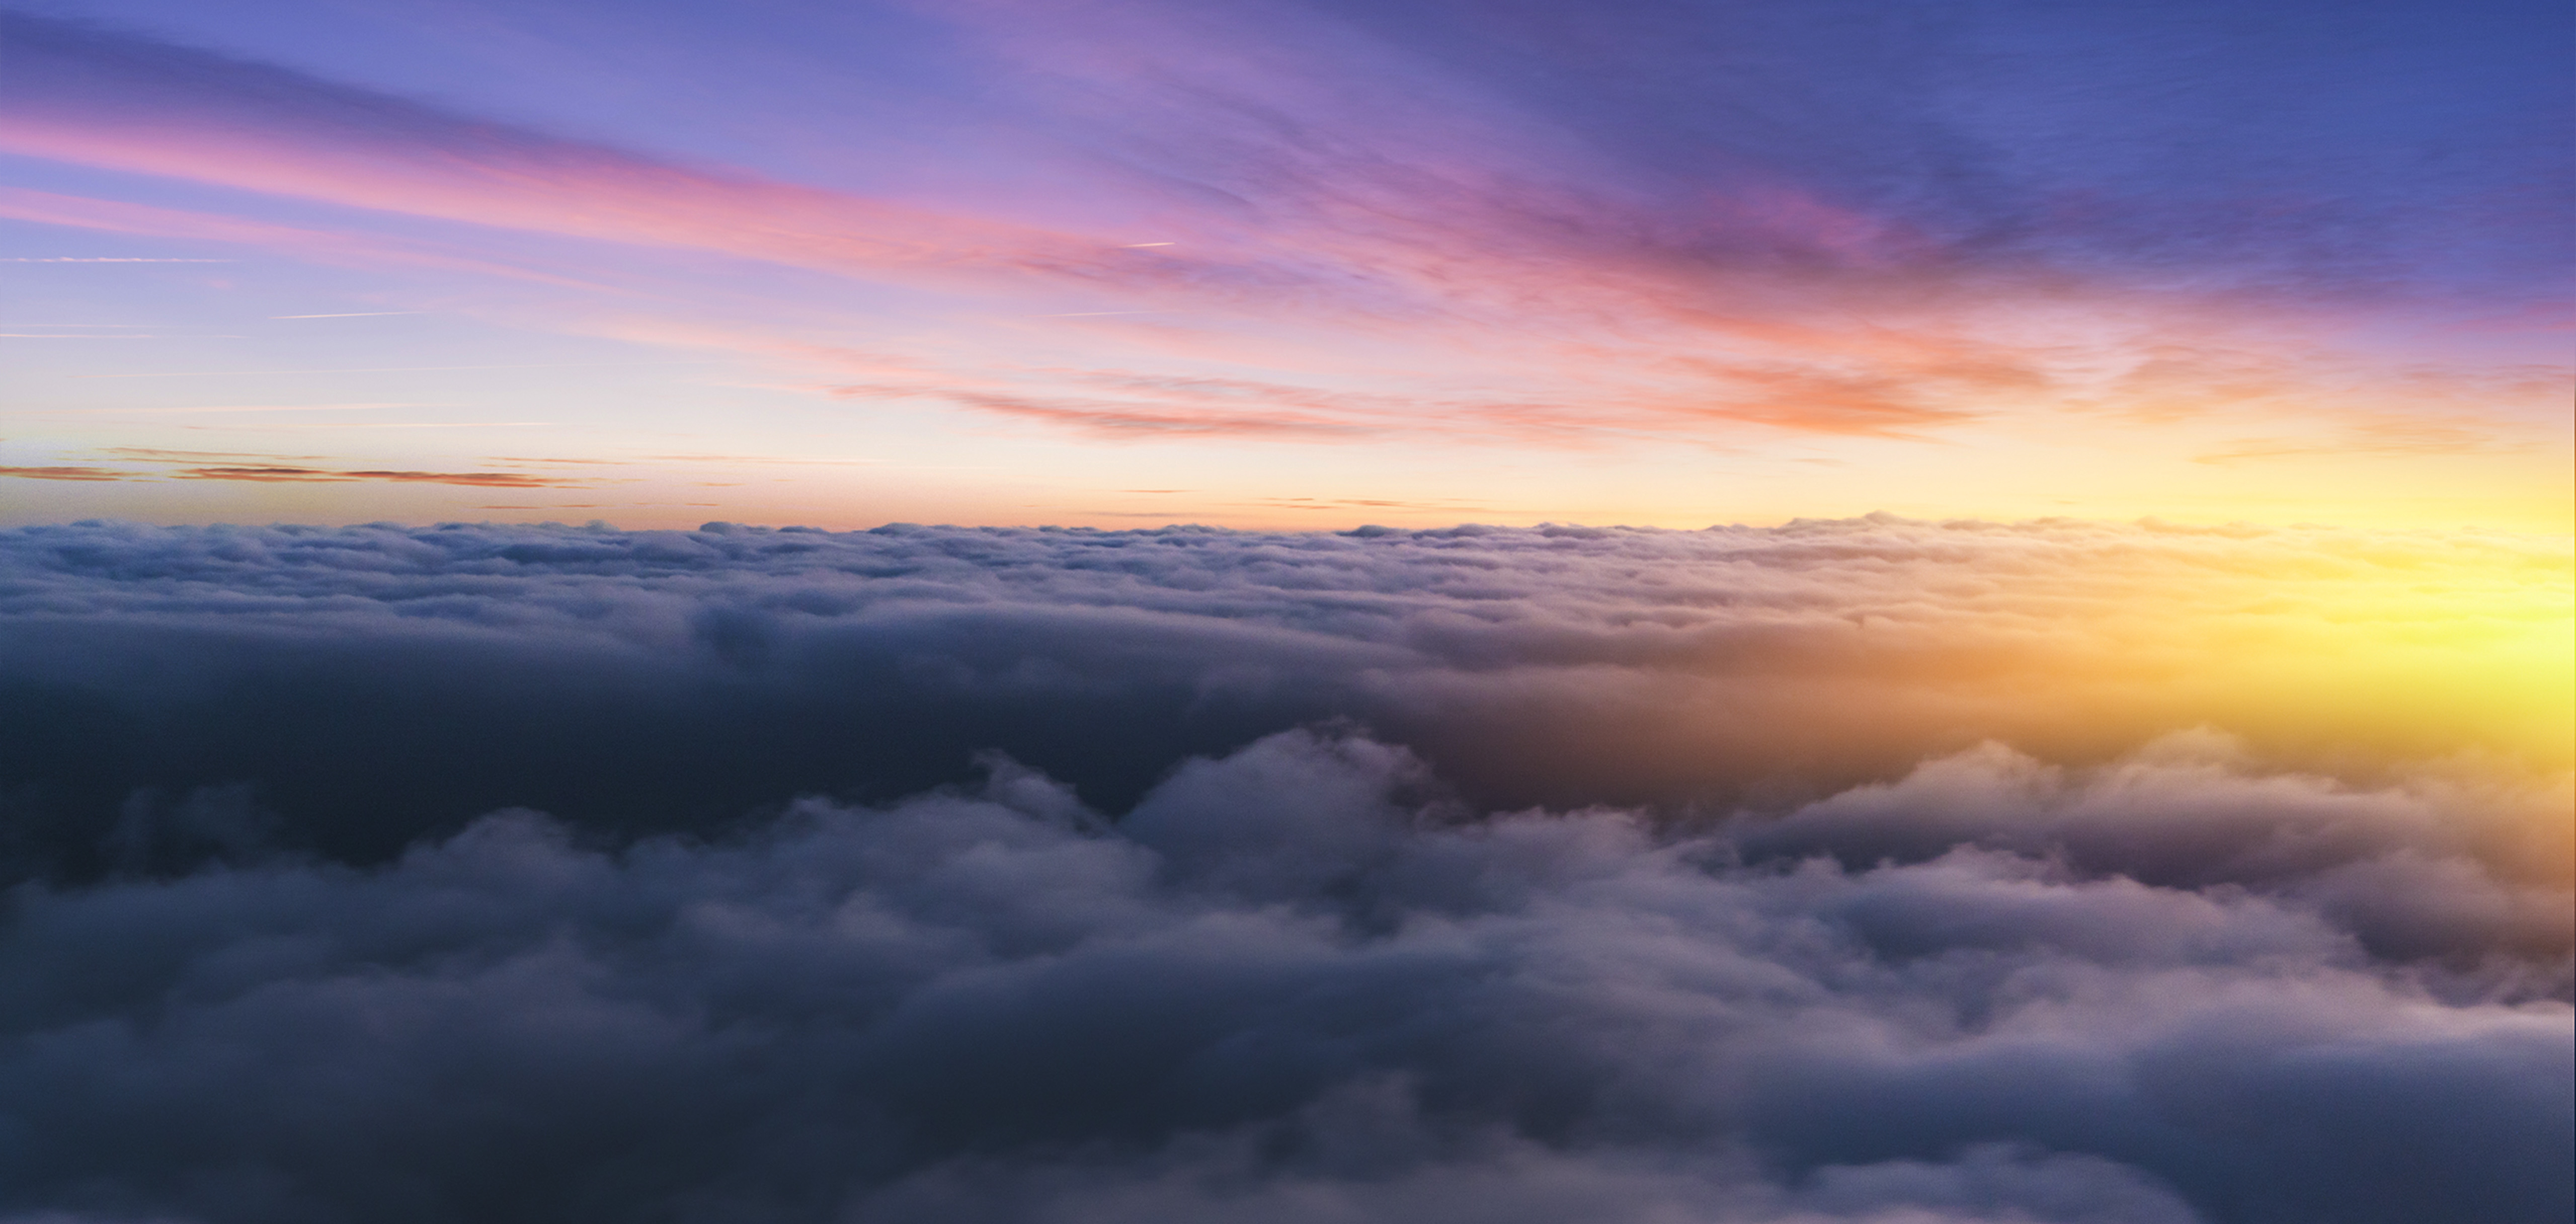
<box><xmin>0</xmin><ymin>517</ymin><xmax>2566</xmax><ymax>1222</ymax></box>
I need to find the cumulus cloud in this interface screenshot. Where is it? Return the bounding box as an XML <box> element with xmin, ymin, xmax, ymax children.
<box><xmin>0</xmin><ymin>727</ymin><xmax>2564</xmax><ymax>1223</ymax></box>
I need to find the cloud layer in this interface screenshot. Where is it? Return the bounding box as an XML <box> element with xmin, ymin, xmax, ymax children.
<box><xmin>3</xmin><ymin>516</ymin><xmax>2565</xmax><ymax>876</ymax></box>
<box><xmin>1</xmin><ymin>728</ymin><xmax>2565</xmax><ymax>1223</ymax></box>
<box><xmin>0</xmin><ymin>517</ymin><xmax>2564</xmax><ymax>1221</ymax></box>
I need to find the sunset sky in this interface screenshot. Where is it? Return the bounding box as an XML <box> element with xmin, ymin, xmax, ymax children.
<box><xmin>0</xmin><ymin>6</ymin><xmax>2568</xmax><ymax>1223</ymax></box>
<box><xmin>3</xmin><ymin>0</ymin><xmax>2567</xmax><ymax>529</ymax></box>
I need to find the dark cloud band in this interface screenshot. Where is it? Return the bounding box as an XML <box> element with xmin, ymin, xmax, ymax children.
<box><xmin>1</xmin><ymin>729</ymin><xmax>2565</xmax><ymax>1223</ymax></box>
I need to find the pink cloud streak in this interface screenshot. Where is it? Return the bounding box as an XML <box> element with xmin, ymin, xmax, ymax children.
<box><xmin>4</xmin><ymin>10</ymin><xmax>2552</xmax><ymax>455</ymax></box>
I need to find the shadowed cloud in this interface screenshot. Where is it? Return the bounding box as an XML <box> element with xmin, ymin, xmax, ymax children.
<box><xmin>0</xmin><ymin>726</ymin><xmax>2562</xmax><ymax>1223</ymax></box>
<box><xmin>0</xmin><ymin>516</ymin><xmax>2562</xmax><ymax>1222</ymax></box>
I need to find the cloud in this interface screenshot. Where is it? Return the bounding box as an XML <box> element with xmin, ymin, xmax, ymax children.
<box><xmin>0</xmin><ymin>15</ymin><xmax>1149</xmax><ymax>293</ymax></box>
<box><xmin>0</xmin><ymin>255</ymin><xmax>235</xmax><ymax>262</ymax></box>
<box><xmin>0</xmin><ymin>514</ymin><xmax>2560</xmax><ymax>874</ymax></box>
<box><xmin>0</xmin><ymin>516</ymin><xmax>2562</xmax><ymax>1220</ymax></box>
<box><xmin>0</xmin><ymin>467</ymin><xmax>124</xmax><ymax>482</ymax></box>
<box><xmin>4</xmin><ymin>7</ymin><xmax>2561</xmax><ymax>453</ymax></box>
<box><xmin>0</xmin><ymin>727</ymin><xmax>2562</xmax><ymax>1223</ymax></box>
<box><xmin>0</xmin><ymin>187</ymin><xmax>594</xmax><ymax>287</ymax></box>
<box><xmin>166</xmin><ymin>467</ymin><xmax>584</xmax><ymax>487</ymax></box>
<box><xmin>851</xmin><ymin>384</ymin><xmax>1385</xmax><ymax>440</ymax></box>
<box><xmin>0</xmin><ymin>461</ymin><xmax>592</xmax><ymax>488</ymax></box>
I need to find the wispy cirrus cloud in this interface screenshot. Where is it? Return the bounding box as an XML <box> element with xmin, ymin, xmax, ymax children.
<box><xmin>0</xmin><ymin>14</ymin><xmax>1166</xmax><ymax>292</ymax></box>
<box><xmin>0</xmin><ymin>448</ymin><xmax>594</xmax><ymax>487</ymax></box>
<box><xmin>66</xmin><ymin>403</ymin><xmax>420</xmax><ymax>415</ymax></box>
<box><xmin>0</xmin><ymin>186</ymin><xmax>601</xmax><ymax>286</ymax></box>
<box><xmin>0</xmin><ymin>11</ymin><xmax>2131</xmax><ymax>444</ymax></box>
<box><xmin>0</xmin><ymin>3</ymin><xmax>2562</xmax><ymax>460</ymax></box>
<box><xmin>166</xmin><ymin>465</ymin><xmax>582</xmax><ymax>486</ymax></box>
<box><xmin>0</xmin><ymin>465</ymin><xmax>124</xmax><ymax>481</ymax></box>
<box><xmin>0</xmin><ymin>255</ymin><xmax>234</xmax><ymax>262</ymax></box>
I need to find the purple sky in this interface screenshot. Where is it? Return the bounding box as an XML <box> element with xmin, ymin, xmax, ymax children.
<box><xmin>2</xmin><ymin>0</ymin><xmax>2569</xmax><ymax>528</ymax></box>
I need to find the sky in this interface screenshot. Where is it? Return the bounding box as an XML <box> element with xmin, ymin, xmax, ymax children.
<box><xmin>1</xmin><ymin>0</ymin><xmax>2569</xmax><ymax>529</ymax></box>
<box><xmin>0</xmin><ymin>5</ymin><xmax>2569</xmax><ymax>1222</ymax></box>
